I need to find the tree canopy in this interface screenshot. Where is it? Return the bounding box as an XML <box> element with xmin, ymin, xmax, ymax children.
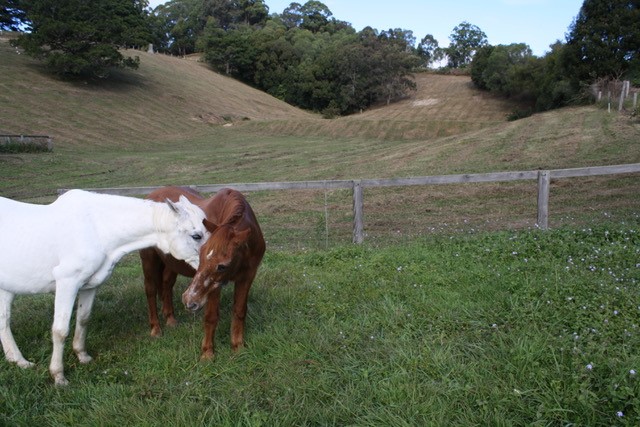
<box><xmin>13</xmin><ymin>0</ymin><xmax>151</xmax><ymax>78</ymax></box>
<box><xmin>196</xmin><ymin>2</ymin><xmax>422</xmax><ymax>116</ymax></box>
<box><xmin>470</xmin><ymin>0</ymin><xmax>639</xmax><ymax>113</ymax></box>
<box><xmin>445</xmin><ymin>21</ymin><xmax>488</xmax><ymax>68</ymax></box>
<box><xmin>564</xmin><ymin>0</ymin><xmax>640</xmax><ymax>82</ymax></box>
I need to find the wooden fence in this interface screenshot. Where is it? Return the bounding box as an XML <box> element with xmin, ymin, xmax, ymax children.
<box><xmin>60</xmin><ymin>163</ymin><xmax>640</xmax><ymax>244</ymax></box>
<box><xmin>0</xmin><ymin>134</ymin><xmax>53</xmax><ymax>151</ymax></box>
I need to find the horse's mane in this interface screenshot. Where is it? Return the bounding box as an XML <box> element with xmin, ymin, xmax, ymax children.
<box><xmin>221</xmin><ymin>191</ymin><xmax>247</xmax><ymax>226</ymax></box>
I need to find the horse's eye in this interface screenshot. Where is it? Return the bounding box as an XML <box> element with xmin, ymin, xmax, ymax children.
<box><xmin>216</xmin><ymin>264</ymin><xmax>227</xmax><ymax>273</ymax></box>
<box><xmin>191</xmin><ymin>233</ymin><xmax>203</xmax><ymax>241</ymax></box>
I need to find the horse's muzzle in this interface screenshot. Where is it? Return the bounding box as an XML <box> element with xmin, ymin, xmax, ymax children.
<box><xmin>185</xmin><ymin>302</ymin><xmax>201</xmax><ymax>312</ymax></box>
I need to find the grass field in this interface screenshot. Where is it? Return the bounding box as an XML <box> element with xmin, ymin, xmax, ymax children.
<box><xmin>1</xmin><ymin>37</ymin><xmax>639</xmax><ymax>425</ymax></box>
<box><xmin>1</xmin><ymin>225</ymin><xmax>639</xmax><ymax>425</ymax></box>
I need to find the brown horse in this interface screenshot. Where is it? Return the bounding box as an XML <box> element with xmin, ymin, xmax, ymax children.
<box><xmin>181</xmin><ymin>188</ymin><xmax>265</xmax><ymax>359</ymax></box>
<box><xmin>139</xmin><ymin>186</ymin><xmax>203</xmax><ymax>337</ymax></box>
<box><xmin>140</xmin><ymin>186</ymin><xmax>265</xmax><ymax>359</ymax></box>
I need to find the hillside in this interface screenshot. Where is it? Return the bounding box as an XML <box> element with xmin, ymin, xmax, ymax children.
<box><xmin>0</xmin><ymin>35</ymin><xmax>525</xmax><ymax>147</ymax></box>
<box><xmin>2</xmin><ymin>35</ymin><xmax>638</xmax><ymax>175</ymax></box>
<box><xmin>238</xmin><ymin>73</ymin><xmax>520</xmax><ymax>140</ymax></box>
<box><xmin>0</xmin><ymin>36</ymin><xmax>314</xmax><ymax>148</ymax></box>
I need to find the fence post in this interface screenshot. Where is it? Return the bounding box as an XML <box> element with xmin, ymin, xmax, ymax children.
<box><xmin>537</xmin><ymin>170</ymin><xmax>550</xmax><ymax>230</ymax></box>
<box><xmin>624</xmin><ymin>80</ymin><xmax>630</xmax><ymax>98</ymax></box>
<box><xmin>352</xmin><ymin>180</ymin><xmax>364</xmax><ymax>244</ymax></box>
<box><xmin>618</xmin><ymin>84</ymin><xmax>626</xmax><ymax>111</ymax></box>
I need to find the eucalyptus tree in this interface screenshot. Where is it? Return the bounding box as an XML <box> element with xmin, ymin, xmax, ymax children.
<box><xmin>417</xmin><ymin>34</ymin><xmax>443</xmax><ymax>68</ymax></box>
<box><xmin>445</xmin><ymin>21</ymin><xmax>488</xmax><ymax>68</ymax></box>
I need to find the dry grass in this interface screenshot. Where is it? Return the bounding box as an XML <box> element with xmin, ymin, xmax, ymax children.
<box><xmin>0</xmin><ymin>38</ymin><xmax>313</xmax><ymax>148</ymax></box>
<box><xmin>238</xmin><ymin>73</ymin><xmax>519</xmax><ymax>140</ymax></box>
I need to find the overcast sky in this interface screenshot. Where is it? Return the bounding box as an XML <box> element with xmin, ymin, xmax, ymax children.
<box><xmin>148</xmin><ymin>0</ymin><xmax>585</xmax><ymax>57</ymax></box>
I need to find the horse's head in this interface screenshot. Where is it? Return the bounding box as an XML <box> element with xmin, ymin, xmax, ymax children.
<box><xmin>182</xmin><ymin>220</ymin><xmax>251</xmax><ymax>312</ymax></box>
<box><xmin>161</xmin><ymin>195</ymin><xmax>210</xmax><ymax>268</ymax></box>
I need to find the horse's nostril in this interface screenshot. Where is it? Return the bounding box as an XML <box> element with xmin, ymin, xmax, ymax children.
<box><xmin>186</xmin><ymin>303</ymin><xmax>199</xmax><ymax>311</ymax></box>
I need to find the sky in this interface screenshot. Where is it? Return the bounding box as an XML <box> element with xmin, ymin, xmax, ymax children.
<box><xmin>148</xmin><ymin>0</ymin><xmax>585</xmax><ymax>57</ymax></box>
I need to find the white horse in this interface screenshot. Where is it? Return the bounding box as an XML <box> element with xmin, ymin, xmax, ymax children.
<box><xmin>0</xmin><ymin>189</ymin><xmax>210</xmax><ymax>386</ymax></box>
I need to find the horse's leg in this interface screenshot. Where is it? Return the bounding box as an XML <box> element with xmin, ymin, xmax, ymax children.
<box><xmin>141</xmin><ymin>248</ymin><xmax>164</xmax><ymax>337</ymax></box>
<box><xmin>230</xmin><ymin>275</ymin><xmax>256</xmax><ymax>352</ymax></box>
<box><xmin>72</xmin><ymin>288</ymin><xmax>97</xmax><ymax>364</ymax></box>
<box><xmin>49</xmin><ymin>282</ymin><xmax>80</xmax><ymax>386</ymax></box>
<box><xmin>161</xmin><ymin>269</ymin><xmax>179</xmax><ymax>328</ymax></box>
<box><xmin>0</xmin><ymin>289</ymin><xmax>34</xmax><ymax>368</ymax></box>
<box><xmin>201</xmin><ymin>286</ymin><xmax>222</xmax><ymax>360</ymax></box>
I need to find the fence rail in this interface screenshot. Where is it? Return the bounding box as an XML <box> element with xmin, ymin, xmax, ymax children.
<box><xmin>0</xmin><ymin>134</ymin><xmax>53</xmax><ymax>151</ymax></box>
<box><xmin>59</xmin><ymin>162</ymin><xmax>640</xmax><ymax>244</ymax></box>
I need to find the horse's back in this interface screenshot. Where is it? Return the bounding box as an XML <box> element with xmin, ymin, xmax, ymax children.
<box><xmin>147</xmin><ymin>186</ymin><xmax>204</xmax><ymax>206</ymax></box>
<box><xmin>0</xmin><ymin>196</ymin><xmax>64</xmax><ymax>292</ymax></box>
<box><xmin>0</xmin><ymin>190</ymin><xmax>122</xmax><ymax>292</ymax></box>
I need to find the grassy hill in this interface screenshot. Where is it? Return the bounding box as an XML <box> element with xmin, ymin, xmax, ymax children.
<box><xmin>0</xmin><ymin>36</ymin><xmax>314</xmax><ymax>148</ymax></box>
<box><xmin>1</xmin><ymin>36</ymin><xmax>638</xmax><ymax>244</ymax></box>
<box><xmin>239</xmin><ymin>73</ymin><xmax>519</xmax><ymax>140</ymax></box>
<box><xmin>0</xmin><ymin>35</ymin><xmax>522</xmax><ymax>148</ymax></box>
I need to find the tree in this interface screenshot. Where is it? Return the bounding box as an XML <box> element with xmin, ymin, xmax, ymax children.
<box><xmin>200</xmin><ymin>21</ymin><xmax>258</xmax><ymax>78</ymax></box>
<box><xmin>199</xmin><ymin>1</ymin><xmax>419</xmax><ymax>115</ymax></box>
<box><xmin>471</xmin><ymin>41</ymin><xmax>579</xmax><ymax>112</ymax></box>
<box><xmin>235</xmin><ymin>0</ymin><xmax>269</xmax><ymax>26</ymax></box>
<box><xmin>379</xmin><ymin>28</ymin><xmax>416</xmax><ymax>52</ymax></box>
<box><xmin>276</xmin><ymin>1</ymin><xmax>336</xmax><ymax>33</ymax></box>
<box><xmin>417</xmin><ymin>34</ymin><xmax>443</xmax><ymax>68</ymax></box>
<box><xmin>299</xmin><ymin>1</ymin><xmax>332</xmax><ymax>32</ymax></box>
<box><xmin>564</xmin><ymin>0</ymin><xmax>640</xmax><ymax>83</ymax></box>
<box><xmin>151</xmin><ymin>0</ymin><xmax>268</xmax><ymax>56</ymax></box>
<box><xmin>14</xmin><ymin>0</ymin><xmax>150</xmax><ymax>78</ymax></box>
<box><xmin>470</xmin><ymin>43</ymin><xmax>532</xmax><ymax>95</ymax></box>
<box><xmin>445</xmin><ymin>21</ymin><xmax>487</xmax><ymax>68</ymax></box>
<box><xmin>151</xmin><ymin>0</ymin><xmax>200</xmax><ymax>55</ymax></box>
<box><xmin>279</xmin><ymin>2</ymin><xmax>303</xmax><ymax>29</ymax></box>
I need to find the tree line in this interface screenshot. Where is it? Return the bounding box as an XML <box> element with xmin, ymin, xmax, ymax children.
<box><xmin>2</xmin><ymin>0</ymin><xmax>638</xmax><ymax>117</ymax></box>
<box><xmin>471</xmin><ymin>0</ymin><xmax>639</xmax><ymax>115</ymax></box>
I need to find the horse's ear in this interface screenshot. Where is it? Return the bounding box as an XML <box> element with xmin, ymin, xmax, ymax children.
<box><xmin>165</xmin><ymin>198</ymin><xmax>180</xmax><ymax>214</ymax></box>
<box><xmin>166</xmin><ymin>195</ymin><xmax>194</xmax><ymax>215</ymax></box>
<box><xmin>203</xmin><ymin>218</ymin><xmax>218</xmax><ymax>233</ymax></box>
<box><xmin>233</xmin><ymin>228</ymin><xmax>251</xmax><ymax>243</ymax></box>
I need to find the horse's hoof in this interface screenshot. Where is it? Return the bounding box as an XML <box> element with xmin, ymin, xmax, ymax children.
<box><xmin>16</xmin><ymin>359</ymin><xmax>35</xmax><ymax>369</ymax></box>
<box><xmin>77</xmin><ymin>352</ymin><xmax>93</xmax><ymax>364</ymax></box>
<box><xmin>53</xmin><ymin>374</ymin><xmax>69</xmax><ymax>387</ymax></box>
<box><xmin>165</xmin><ymin>317</ymin><xmax>178</xmax><ymax>328</ymax></box>
<box><xmin>200</xmin><ymin>351</ymin><xmax>214</xmax><ymax>361</ymax></box>
<box><xmin>150</xmin><ymin>326</ymin><xmax>162</xmax><ymax>337</ymax></box>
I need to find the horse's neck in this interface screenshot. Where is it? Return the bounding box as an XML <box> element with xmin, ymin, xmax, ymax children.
<box><xmin>149</xmin><ymin>202</ymin><xmax>180</xmax><ymax>253</ymax></box>
<box><xmin>95</xmin><ymin>198</ymin><xmax>172</xmax><ymax>257</ymax></box>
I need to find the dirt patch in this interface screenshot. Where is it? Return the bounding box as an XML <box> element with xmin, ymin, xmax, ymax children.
<box><xmin>412</xmin><ymin>98</ymin><xmax>439</xmax><ymax>107</ymax></box>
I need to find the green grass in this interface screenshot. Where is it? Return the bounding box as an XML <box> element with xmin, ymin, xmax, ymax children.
<box><xmin>1</xmin><ymin>223</ymin><xmax>639</xmax><ymax>426</ymax></box>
